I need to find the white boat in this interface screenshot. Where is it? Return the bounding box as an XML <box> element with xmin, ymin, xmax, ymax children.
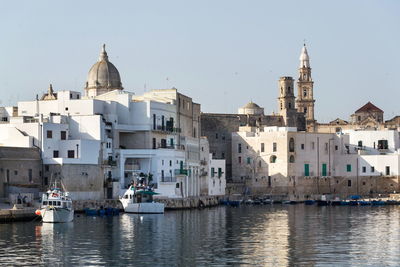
<box><xmin>120</xmin><ymin>185</ymin><xmax>164</xmax><ymax>214</ymax></box>
<box><xmin>36</xmin><ymin>187</ymin><xmax>74</xmax><ymax>223</ymax></box>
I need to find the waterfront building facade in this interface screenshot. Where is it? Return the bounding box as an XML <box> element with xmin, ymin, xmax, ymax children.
<box><xmin>0</xmin><ymin>45</ymin><xmax>213</xmax><ymax>200</ymax></box>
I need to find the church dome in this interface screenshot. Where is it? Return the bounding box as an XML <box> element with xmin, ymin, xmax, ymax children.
<box><xmin>243</xmin><ymin>101</ymin><xmax>261</xmax><ymax>109</ymax></box>
<box><xmin>238</xmin><ymin>101</ymin><xmax>264</xmax><ymax>115</ymax></box>
<box><xmin>85</xmin><ymin>44</ymin><xmax>123</xmax><ymax>95</ymax></box>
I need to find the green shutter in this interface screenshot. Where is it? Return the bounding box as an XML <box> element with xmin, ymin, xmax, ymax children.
<box><xmin>322</xmin><ymin>164</ymin><xmax>327</xmax><ymax>176</ymax></box>
<box><xmin>346</xmin><ymin>164</ymin><xmax>351</xmax><ymax>172</ymax></box>
<box><xmin>304</xmin><ymin>164</ymin><xmax>310</xmax><ymax>176</ymax></box>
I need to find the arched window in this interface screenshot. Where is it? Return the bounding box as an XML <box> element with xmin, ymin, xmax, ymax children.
<box><xmin>289</xmin><ymin>138</ymin><xmax>295</xmax><ymax>152</ymax></box>
<box><xmin>303</xmin><ymin>89</ymin><xmax>307</xmax><ymax>97</ymax></box>
<box><xmin>258</xmin><ymin>160</ymin><xmax>262</xmax><ymax>168</ymax></box>
<box><xmin>270</xmin><ymin>155</ymin><xmax>277</xmax><ymax>163</ymax></box>
<box><xmin>289</xmin><ymin>155</ymin><xmax>295</xmax><ymax>163</ymax></box>
<box><xmin>288</xmin><ymin>102</ymin><xmax>292</xmax><ymax>109</ymax></box>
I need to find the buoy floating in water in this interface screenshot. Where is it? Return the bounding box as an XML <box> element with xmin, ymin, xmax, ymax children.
<box><xmin>35</xmin><ymin>210</ymin><xmax>41</xmax><ymax>216</ymax></box>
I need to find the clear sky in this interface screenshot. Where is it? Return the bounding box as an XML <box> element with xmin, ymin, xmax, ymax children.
<box><xmin>0</xmin><ymin>0</ymin><xmax>399</xmax><ymax>122</ymax></box>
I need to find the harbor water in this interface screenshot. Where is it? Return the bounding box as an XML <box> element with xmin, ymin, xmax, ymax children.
<box><xmin>1</xmin><ymin>205</ymin><xmax>400</xmax><ymax>266</ymax></box>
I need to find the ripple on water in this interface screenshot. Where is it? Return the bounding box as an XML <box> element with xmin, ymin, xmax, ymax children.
<box><xmin>1</xmin><ymin>206</ymin><xmax>400</xmax><ymax>266</ymax></box>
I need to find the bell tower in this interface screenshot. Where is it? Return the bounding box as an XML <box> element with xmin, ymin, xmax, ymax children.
<box><xmin>296</xmin><ymin>44</ymin><xmax>315</xmax><ymax>128</ymax></box>
<box><xmin>278</xmin><ymin>76</ymin><xmax>297</xmax><ymax>127</ymax></box>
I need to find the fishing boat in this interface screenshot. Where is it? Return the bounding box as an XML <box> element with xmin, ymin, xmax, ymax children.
<box><xmin>120</xmin><ymin>185</ymin><xmax>164</xmax><ymax>214</ymax></box>
<box><xmin>36</xmin><ymin>184</ymin><xmax>74</xmax><ymax>223</ymax></box>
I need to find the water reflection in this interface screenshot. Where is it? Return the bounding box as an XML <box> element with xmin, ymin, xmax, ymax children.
<box><xmin>0</xmin><ymin>206</ymin><xmax>400</xmax><ymax>266</ymax></box>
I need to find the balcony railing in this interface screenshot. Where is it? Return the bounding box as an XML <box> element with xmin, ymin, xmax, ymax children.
<box><xmin>161</xmin><ymin>176</ymin><xmax>177</xmax><ymax>182</ymax></box>
<box><xmin>174</xmin><ymin>169</ymin><xmax>188</xmax><ymax>176</ymax></box>
<box><xmin>153</xmin><ymin>125</ymin><xmax>182</xmax><ymax>133</ymax></box>
<box><xmin>103</xmin><ymin>160</ymin><xmax>117</xmax><ymax>166</ymax></box>
<box><xmin>156</xmin><ymin>144</ymin><xmax>185</xmax><ymax>150</ymax></box>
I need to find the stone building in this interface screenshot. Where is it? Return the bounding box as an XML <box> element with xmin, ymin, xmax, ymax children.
<box><xmin>0</xmin><ymin>147</ymin><xmax>42</xmax><ymax>200</ymax></box>
<box><xmin>201</xmin><ymin>45</ymin><xmax>311</xmax><ymax>180</ymax></box>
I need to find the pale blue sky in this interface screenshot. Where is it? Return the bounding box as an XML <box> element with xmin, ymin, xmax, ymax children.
<box><xmin>0</xmin><ymin>0</ymin><xmax>399</xmax><ymax>122</ymax></box>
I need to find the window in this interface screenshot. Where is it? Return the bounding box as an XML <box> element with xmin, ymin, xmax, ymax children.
<box><xmin>325</xmin><ymin>143</ymin><xmax>328</xmax><ymax>152</ymax></box>
<box><xmin>304</xmin><ymin>164</ymin><xmax>310</xmax><ymax>176</ymax></box>
<box><xmin>311</xmin><ymin>142</ymin><xmax>315</xmax><ymax>150</ymax></box>
<box><xmin>358</xmin><ymin>116</ymin><xmax>361</xmax><ymax>121</ymax></box>
<box><xmin>169</xmin><ymin>160</ymin><xmax>172</xmax><ymax>167</ymax></box>
<box><xmin>53</xmin><ymin>150</ymin><xmax>59</xmax><ymax>158</ymax></box>
<box><xmin>6</xmin><ymin>169</ymin><xmax>9</xmax><ymax>183</ymax></box>
<box><xmin>45</xmin><ymin>165</ymin><xmax>49</xmax><ymax>172</ymax></box>
<box><xmin>14</xmin><ymin>170</ymin><xmax>18</xmax><ymax>175</ymax></box>
<box><xmin>346</xmin><ymin>164</ymin><xmax>351</xmax><ymax>172</ymax></box>
<box><xmin>67</xmin><ymin>150</ymin><xmax>75</xmax><ymax>158</ymax></box>
<box><xmin>322</xmin><ymin>163</ymin><xmax>327</xmax><ymax>176</ymax></box>
<box><xmin>358</xmin><ymin>141</ymin><xmax>363</xmax><ymax>148</ymax></box>
<box><xmin>261</xmin><ymin>143</ymin><xmax>265</xmax><ymax>152</ymax></box>
<box><xmin>362</xmin><ymin>166</ymin><xmax>366</xmax><ymax>173</ymax></box>
<box><xmin>304</xmin><ymin>107</ymin><xmax>307</xmax><ymax>114</ymax></box>
<box><xmin>335</xmin><ymin>145</ymin><xmax>338</xmax><ymax>151</ymax></box>
<box><xmin>378</xmin><ymin>140</ymin><xmax>388</xmax><ymax>149</ymax></box>
<box><xmin>161</xmin><ymin>170</ymin><xmax>164</xmax><ymax>180</ymax></box>
<box><xmin>161</xmin><ymin>139</ymin><xmax>167</xmax><ymax>148</ymax></box>
<box><xmin>44</xmin><ymin>177</ymin><xmax>48</xmax><ymax>185</ymax></box>
<box><xmin>176</xmin><ymin>183</ymin><xmax>180</xmax><ymax>188</ymax></box>
<box><xmin>238</xmin><ymin>157</ymin><xmax>242</xmax><ymax>164</ymax></box>
<box><xmin>60</xmin><ymin>131</ymin><xmax>66</xmax><ymax>140</ymax></box>
<box><xmin>193</xmin><ymin>127</ymin><xmax>196</xmax><ymax>138</ymax></box>
<box><xmin>215</xmin><ymin>133</ymin><xmax>218</xmax><ymax>139</ymax></box>
<box><xmin>280</xmin><ymin>103</ymin><xmax>282</xmax><ymax>110</ymax></box>
<box><xmin>268</xmin><ymin>176</ymin><xmax>271</xmax><ymax>187</ymax></box>
<box><xmin>153</xmin><ymin>114</ymin><xmax>156</xmax><ymax>130</ymax></box>
<box><xmin>273</xmin><ymin>142</ymin><xmax>277</xmax><ymax>152</ymax></box>
<box><xmin>211</xmin><ymin>167</ymin><xmax>215</xmax><ymax>177</ymax></box>
<box><xmin>218</xmin><ymin>168</ymin><xmax>222</xmax><ymax>178</ymax></box>
<box><xmin>152</xmin><ymin>138</ymin><xmax>156</xmax><ymax>149</ymax></box>
<box><xmin>162</xmin><ymin>160</ymin><xmax>164</xmax><ymax>166</ymax></box>
<box><xmin>386</xmin><ymin>166</ymin><xmax>390</xmax><ymax>176</ymax></box>
<box><xmin>301</xmin><ymin>144</ymin><xmax>305</xmax><ymax>150</ymax></box>
<box><xmin>246</xmin><ymin>157</ymin><xmax>251</xmax><ymax>164</ymax></box>
<box><xmin>238</xmin><ymin>144</ymin><xmax>242</xmax><ymax>153</ymax></box>
<box><xmin>289</xmin><ymin>155</ymin><xmax>295</xmax><ymax>163</ymax></box>
<box><xmin>348</xmin><ymin>180</ymin><xmax>352</xmax><ymax>187</ymax></box>
<box><xmin>303</xmin><ymin>88</ymin><xmax>307</xmax><ymax>97</ymax></box>
<box><xmin>289</xmin><ymin>138</ymin><xmax>295</xmax><ymax>152</ymax></box>
<box><xmin>221</xmin><ymin>152</ymin><xmax>225</xmax><ymax>159</ymax></box>
<box><xmin>270</xmin><ymin>155</ymin><xmax>277</xmax><ymax>163</ymax></box>
<box><xmin>29</xmin><ymin>169</ymin><xmax>32</xmax><ymax>183</ymax></box>
<box><xmin>47</xmin><ymin>130</ymin><xmax>52</xmax><ymax>139</ymax></box>
<box><xmin>371</xmin><ymin>166</ymin><xmax>375</xmax><ymax>173</ymax></box>
<box><xmin>288</xmin><ymin>103</ymin><xmax>291</xmax><ymax>109</ymax></box>
<box><xmin>258</xmin><ymin>161</ymin><xmax>262</xmax><ymax>168</ymax></box>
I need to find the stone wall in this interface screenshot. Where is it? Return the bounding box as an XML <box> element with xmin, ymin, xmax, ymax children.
<box><xmin>227</xmin><ymin>176</ymin><xmax>400</xmax><ymax>200</ymax></box>
<box><xmin>0</xmin><ymin>147</ymin><xmax>42</xmax><ymax>199</ymax></box>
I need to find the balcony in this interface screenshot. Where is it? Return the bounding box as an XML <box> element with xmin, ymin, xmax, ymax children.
<box><xmin>174</xmin><ymin>169</ymin><xmax>188</xmax><ymax>176</ymax></box>
<box><xmin>103</xmin><ymin>159</ymin><xmax>117</xmax><ymax>166</ymax></box>
<box><xmin>153</xmin><ymin>125</ymin><xmax>182</xmax><ymax>134</ymax></box>
<box><xmin>160</xmin><ymin>176</ymin><xmax>177</xmax><ymax>183</ymax></box>
<box><xmin>156</xmin><ymin>144</ymin><xmax>185</xmax><ymax>150</ymax></box>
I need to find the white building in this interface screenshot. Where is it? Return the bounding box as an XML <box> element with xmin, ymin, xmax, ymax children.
<box><xmin>0</xmin><ymin>45</ymin><xmax>206</xmax><ymax>200</ymax></box>
<box><xmin>231</xmin><ymin>126</ymin><xmax>400</xmax><ymax>196</ymax></box>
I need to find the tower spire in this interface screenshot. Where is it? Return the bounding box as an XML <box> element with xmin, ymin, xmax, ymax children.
<box><xmin>296</xmin><ymin>44</ymin><xmax>315</xmax><ymax>130</ymax></box>
<box><xmin>99</xmin><ymin>44</ymin><xmax>108</xmax><ymax>61</ymax></box>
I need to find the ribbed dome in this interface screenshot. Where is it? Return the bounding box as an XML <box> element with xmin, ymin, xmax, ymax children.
<box><xmin>85</xmin><ymin>44</ymin><xmax>123</xmax><ymax>92</ymax></box>
<box><xmin>243</xmin><ymin>101</ymin><xmax>260</xmax><ymax>109</ymax></box>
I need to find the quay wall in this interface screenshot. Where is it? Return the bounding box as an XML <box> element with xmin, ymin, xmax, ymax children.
<box><xmin>72</xmin><ymin>195</ymin><xmax>223</xmax><ymax>212</ymax></box>
<box><xmin>227</xmin><ymin>176</ymin><xmax>400</xmax><ymax>200</ymax></box>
